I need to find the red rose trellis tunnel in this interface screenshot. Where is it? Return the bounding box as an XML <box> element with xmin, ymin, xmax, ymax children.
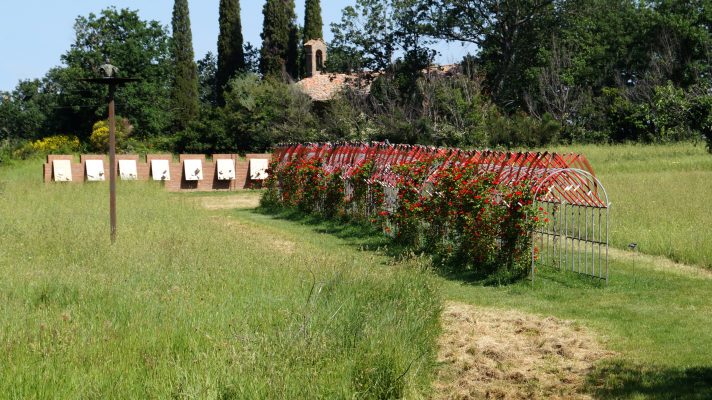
<box><xmin>270</xmin><ymin>142</ymin><xmax>611</xmax><ymax>282</ymax></box>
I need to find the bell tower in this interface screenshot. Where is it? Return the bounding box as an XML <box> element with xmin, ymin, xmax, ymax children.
<box><xmin>304</xmin><ymin>39</ymin><xmax>327</xmax><ymax>78</ymax></box>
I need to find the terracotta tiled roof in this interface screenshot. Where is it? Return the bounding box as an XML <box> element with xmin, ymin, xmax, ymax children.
<box><xmin>304</xmin><ymin>38</ymin><xmax>326</xmax><ymax>47</ymax></box>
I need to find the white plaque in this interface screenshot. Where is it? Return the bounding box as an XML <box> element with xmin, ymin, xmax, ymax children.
<box><xmin>85</xmin><ymin>160</ymin><xmax>105</xmax><ymax>181</ymax></box>
<box><xmin>119</xmin><ymin>159</ymin><xmax>138</xmax><ymax>180</ymax></box>
<box><xmin>53</xmin><ymin>160</ymin><xmax>72</xmax><ymax>182</ymax></box>
<box><xmin>216</xmin><ymin>159</ymin><xmax>235</xmax><ymax>180</ymax></box>
<box><xmin>249</xmin><ymin>159</ymin><xmax>269</xmax><ymax>180</ymax></box>
<box><xmin>184</xmin><ymin>159</ymin><xmax>203</xmax><ymax>181</ymax></box>
<box><xmin>151</xmin><ymin>159</ymin><xmax>171</xmax><ymax>181</ymax></box>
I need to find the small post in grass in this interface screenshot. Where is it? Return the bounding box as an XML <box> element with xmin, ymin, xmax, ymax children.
<box><xmin>82</xmin><ymin>64</ymin><xmax>139</xmax><ymax>244</ymax></box>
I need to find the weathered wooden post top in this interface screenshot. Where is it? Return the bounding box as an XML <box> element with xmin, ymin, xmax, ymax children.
<box><xmin>81</xmin><ymin>64</ymin><xmax>139</xmax><ymax>244</ymax></box>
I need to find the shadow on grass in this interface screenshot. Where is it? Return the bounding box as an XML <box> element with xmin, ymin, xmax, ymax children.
<box><xmin>254</xmin><ymin>206</ymin><xmax>601</xmax><ymax>287</ymax></box>
<box><xmin>253</xmin><ymin>206</ymin><xmax>411</xmax><ymax>259</ymax></box>
<box><xmin>587</xmin><ymin>360</ymin><xmax>712</xmax><ymax>399</ymax></box>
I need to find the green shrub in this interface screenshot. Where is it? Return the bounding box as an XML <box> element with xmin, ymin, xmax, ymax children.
<box><xmin>488</xmin><ymin>112</ymin><xmax>560</xmax><ymax>148</ymax></box>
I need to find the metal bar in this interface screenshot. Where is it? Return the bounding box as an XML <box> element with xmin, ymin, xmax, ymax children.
<box><xmin>598</xmin><ymin>207</ymin><xmax>603</xmax><ymax>279</ymax></box>
<box><xmin>108</xmin><ymin>84</ymin><xmax>117</xmax><ymax>244</ymax></box>
<box><xmin>592</xmin><ymin>203</ymin><xmax>596</xmax><ymax>277</ymax></box>
<box><xmin>606</xmin><ymin>206</ymin><xmax>610</xmax><ymax>282</ymax></box>
<box><xmin>585</xmin><ymin>205</ymin><xmax>589</xmax><ymax>275</ymax></box>
<box><xmin>578</xmin><ymin>205</ymin><xmax>582</xmax><ymax>274</ymax></box>
<box><xmin>559</xmin><ymin>202</ymin><xmax>563</xmax><ymax>270</ymax></box>
<box><xmin>571</xmin><ymin>204</ymin><xmax>575</xmax><ymax>272</ymax></box>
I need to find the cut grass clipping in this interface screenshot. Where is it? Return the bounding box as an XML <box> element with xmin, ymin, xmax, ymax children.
<box><xmin>0</xmin><ymin>160</ymin><xmax>440</xmax><ymax>398</ymax></box>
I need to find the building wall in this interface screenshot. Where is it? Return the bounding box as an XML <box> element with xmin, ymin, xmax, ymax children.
<box><xmin>43</xmin><ymin>154</ymin><xmax>272</xmax><ymax>191</ymax></box>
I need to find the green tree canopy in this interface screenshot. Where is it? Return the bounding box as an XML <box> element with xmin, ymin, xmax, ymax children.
<box><xmin>6</xmin><ymin>7</ymin><xmax>173</xmax><ymax>140</ymax></box>
<box><xmin>217</xmin><ymin>0</ymin><xmax>245</xmax><ymax>105</ymax></box>
<box><xmin>259</xmin><ymin>0</ymin><xmax>299</xmax><ymax>80</ymax></box>
<box><xmin>303</xmin><ymin>0</ymin><xmax>323</xmax><ymax>41</ymax></box>
<box><xmin>171</xmin><ymin>0</ymin><xmax>200</xmax><ymax>132</ymax></box>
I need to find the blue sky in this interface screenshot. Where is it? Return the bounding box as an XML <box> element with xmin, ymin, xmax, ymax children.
<box><xmin>0</xmin><ymin>1</ymin><xmax>474</xmax><ymax>92</ymax></box>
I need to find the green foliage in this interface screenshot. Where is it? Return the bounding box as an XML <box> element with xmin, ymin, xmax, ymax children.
<box><xmin>598</xmin><ymin>84</ymin><xmax>704</xmax><ymax>143</ymax></box>
<box><xmin>223</xmin><ymin>74</ymin><xmax>318</xmax><ymax>152</ymax></box>
<box><xmin>0</xmin><ymin>82</ymin><xmax>51</xmax><ymax>141</ymax></box>
<box><xmin>330</xmin><ymin>0</ymin><xmax>433</xmax><ymax>74</ymax></box>
<box><xmin>196</xmin><ymin>52</ymin><xmax>218</xmax><ymax>107</ymax></box>
<box><xmin>427</xmin><ymin>0</ymin><xmax>556</xmax><ymax>109</ymax></box>
<box><xmin>171</xmin><ymin>0</ymin><xmax>200</xmax><ymax>132</ymax></box>
<box><xmin>174</xmin><ymin>106</ymin><xmax>230</xmax><ymax>153</ymax></box>
<box><xmin>61</xmin><ymin>7</ymin><xmax>173</xmax><ymax>139</ymax></box>
<box><xmin>0</xmin><ymin>139</ymin><xmax>29</xmax><ymax>164</ymax></box>
<box><xmin>303</xmin><ymin>0</ymin><xmax>323</xmax><ymax>42</ymax></box>
<box><xmin>488</xmin><ymin>112</ymin><xmax>560</xmax><ymax>148</ymax></box>
<box><xmin>331</xmin><ymin>70</ymin><xmax>497</xmax><ymax>147</ymax></box>
<box><xmin>260</xmin><ymin>0</ymin><xmax>299</xmax><ymax>80</ymax></box>
<box><xmin>217</xmin><ymin>0</ymin><xmax>245</xmax><ymax>105</ymax></box>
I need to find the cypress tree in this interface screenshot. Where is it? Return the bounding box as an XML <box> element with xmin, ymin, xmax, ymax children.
<box><xmin>217</xmin><ymin>0</ymin><xmax>245</xmax><ymax>105</ymax></box>
<box><xmin>303</xmin><ymin>0</ymin><xmax>323</xmax><ymax>42</ymax></box>
<box><xmin>259</xmin><ymin>0</ymin><xmax>299</xmax><ymax>80</ymax></box>
<box><xmin>171</xmin><ymin>0</ymin><xmax>199</xmax><ymax>131</ymax></box>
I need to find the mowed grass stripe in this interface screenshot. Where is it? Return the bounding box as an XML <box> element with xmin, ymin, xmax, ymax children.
<box><xmin>0</xmin><ymin>160</ymin><xmax>440</xmax><ymax>399</ymax></box>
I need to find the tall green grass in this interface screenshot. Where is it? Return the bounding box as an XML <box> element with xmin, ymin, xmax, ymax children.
<box><xmin>0</xmin><ymin>160</ymin><xmax>440</xmax><ymax>398</ymax></box>
<box><xmin>549</xmin><ymin>143</ymin><xmax>712</xmax><ymax>268</ymax></box>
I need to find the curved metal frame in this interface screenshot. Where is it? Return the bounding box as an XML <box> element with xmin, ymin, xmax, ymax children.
<box><xmin>531</xmin><ymin>168</ymin><xmax>611</xmax><ymax>283</ymax></box>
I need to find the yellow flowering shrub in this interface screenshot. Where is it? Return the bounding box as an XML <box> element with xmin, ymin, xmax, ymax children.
<box><xmin>90</xmin><ymin>118</ymin><xmax>133</xmax><ymax>152</ymax></box>
<box><xmin>30</xmin><ymin>135</ymin><xmax>81</xmax><ymax>154</ymax></box>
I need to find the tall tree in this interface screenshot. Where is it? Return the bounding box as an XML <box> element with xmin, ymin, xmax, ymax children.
<box><xmin>197</xmin><ymin>52</ymin><xmax>218</xmax><ymax>106</ymax></box>
<box><xmin>217</xmin><ymin>0</ymin><xmax>245</xmax><ymax>105</ymax></box>
<box><xmin>259</xmin><ymin>0</ymin><xmax>299</xmax><ymax>80</ymax></box>
<box><xmin>427</xmin><ymin>0</ymin><xmax>556</xmax><ymax>109</ymax></box>
<box><xmin>14</xmin><ymin>7</ymin><xmax>173</xmax><ymax>140</ymax></box>
<box><xmin>303</xmin><ymin>0</ymin><xmax>323</xmax><ymax>41</ymax></box>
<box><xmin>171</xmin><ymin>0</ymin><xmax>199</xmax><ymax>131</ymax></box>
<box><xmin>329</xmin><ymin>0</ymin><xmax>434</xmax><ymax>73</ymax></box>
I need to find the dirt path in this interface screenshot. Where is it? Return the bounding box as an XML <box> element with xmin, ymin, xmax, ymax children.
<box><xmin>608</xmin><ymin>247</ymin><xmax>712</xmax><ymax>280</ymax></box>
<box><xmin>195</xmin><ymin>194</ymin><xmax>261</xmax><ymax>210</ymax></box>
<box><xmin>434</xmin><ymin>302</ymin><xmax>611</xmax><ymax>400</ymax></box>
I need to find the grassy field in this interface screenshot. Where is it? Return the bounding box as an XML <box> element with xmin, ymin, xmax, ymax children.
<box><xmin>0</xmin><ymin>160</ymin><xmax>440</xmax><ymax>398</ymax></box>
<box><xmin>548</xmin><ymin>142</ymin><xmax>712</xmax><ymax>268</ymax></box>
<box><xmin>1</xmin><ymin>143</ymin><xmax>710</xmax><ymax>399</ymax></box>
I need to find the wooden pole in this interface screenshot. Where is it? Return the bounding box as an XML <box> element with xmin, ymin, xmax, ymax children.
<box><xmin>108</xmin><ymin>84</ymin><xmax>117</xmax><ymax>244</ymax></box>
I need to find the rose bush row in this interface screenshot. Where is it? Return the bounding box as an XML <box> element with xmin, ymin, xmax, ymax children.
<box><xmin>262</xmin><ymin>154</ymin><xmax>543</xmax><ymax>281</ymax></box>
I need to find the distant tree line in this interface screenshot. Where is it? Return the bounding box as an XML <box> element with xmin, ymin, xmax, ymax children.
<box><xmin>1</xmin><ymin>0</ymin><xmax>711</xmax><ymax>159</ymax></box>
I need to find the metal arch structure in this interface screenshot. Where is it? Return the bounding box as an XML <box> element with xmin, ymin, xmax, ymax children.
<box><xmin>271</xmin><ymin>142</ymin><xmax>611</xmax><ymax>281</ymax></box>
<box><xmin>530</xmin><ymin>168</ymin><xmax>611</xmax><ymax>283</ymax></box>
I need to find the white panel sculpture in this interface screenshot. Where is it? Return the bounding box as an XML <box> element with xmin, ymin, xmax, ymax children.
<box><xmin>85</xmin><ymin>160</ymin><xmax>105</xmax><ymax>181</ymax></box>
<box><xmin>119</xmin><ymin>159</ymin><xmax>138</xmax><ymax>180</ymax></box>
<box><xmin>249</xmin><ymin>159</ymin><xmax>269</xmax><ymax>180</ymax></box>
<box><xmin>151</xmin><ymin>159</ymin><xmax>171</xmax><ymax>181</ymax></box>
<box><xmin>216</xmin><ymin>159</ymin><xmax>235</xmax><ymax>180</ymax></box>
<box><xmin>53</xmin><ymin>160</ymin><xmax>72</xmax><ymax>182</ymax></box>
<box><xmin>184</xmin><ymin>159</ymin><xmax>203</xmax><ymax>181</ymax></box>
